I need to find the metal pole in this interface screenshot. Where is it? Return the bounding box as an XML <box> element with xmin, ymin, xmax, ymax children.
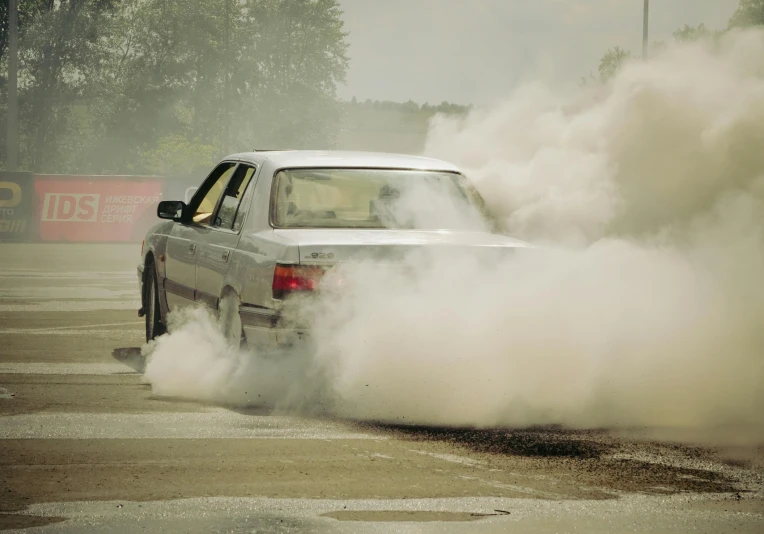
<box><xmin>223</xmin><ymin>0</ymin><xmax>230</xmax><ymax>154</ymax></box>
<box><xmin>6</xmin><ymin>0</ymin><xmax>19</xmax><ymax>170</ymax></box>
<box><xmin>642</xmin><ymin>0</ymin><xmax>650</xmax><ymax>60</ymax></box>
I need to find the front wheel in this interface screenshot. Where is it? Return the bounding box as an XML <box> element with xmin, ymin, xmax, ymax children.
<box><xmin>145</xmin><ymin>264</ymin><xmax>166</xmax><ymax>342</ymax></box>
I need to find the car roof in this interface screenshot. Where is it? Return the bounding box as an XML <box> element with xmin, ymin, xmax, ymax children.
<box><xmin>226</xmin><ymin>150</ymin><xmax>461</xmax><ymax>173</ymax></box>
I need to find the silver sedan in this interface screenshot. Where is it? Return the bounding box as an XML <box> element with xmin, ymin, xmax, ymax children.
<box><xmin>138</xmin><ymin>150</ymin><xmax>529</xmax><ymax>349</ymax></box>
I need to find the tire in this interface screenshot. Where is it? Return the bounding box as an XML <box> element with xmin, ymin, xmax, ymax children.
<box><xmin>218</xmin><ymin>293</ymin><xmax>247</xmax><ymax>350</ymax></box>
<box><xmin>145</xmin><ymin>263</ymin><xmax>166</xmax><ymax>343</ymax></box>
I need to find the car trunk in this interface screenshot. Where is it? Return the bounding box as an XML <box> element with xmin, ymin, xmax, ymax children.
<box><xmin>272</xmin><ymin>228</ymin><xmax>530</xmax><ymax>264</ymax></box>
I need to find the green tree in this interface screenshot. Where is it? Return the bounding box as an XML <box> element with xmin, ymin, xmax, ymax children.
<box><xmin>673</xmin><ymin>23</ymin><xmax>712</xmax><ymax>42</ymax></box>
<box><xmin>145</xmin><ymin>135</ymin><xmax>218</xmax><ymax>177</ymax></box>
<box><xmin>598</xmin><ymin>46</ymin><xmax>632</xmax><ymax>82</ymax></box>
<box><xmin>236</xmin><ymin>0</ymin><xmax>349</xmax><ymax>149</ymax></box>
<box><xmin>0</xmin><ymin>0</ymin><xmax>54</xmax><ymax>84</ymax></box>
<box><xmin>729</xmin><ymin>0</ymin><xmax>764</xmax><ymax>28</ymax></box>
<box><xmin>86</xmin><ymin>0</ymin><xmax>349</xmax><ymax>172</ymax></box>
<box><xmin>82</xmin><ymin>0</ymin><xmax>232</xmax><ymax>173</ymax></box>
<box><xmin>0</xmin><ymin>1</ymin><xmax>119</xmax><ymax>171</ymax></box>
<box><xmin>19</xmin><ymin>1</ymin><xmax>118</xmax><ymax>172</ymax></box>
<box><xmin>2</xmin><ymin>0</ymin><xmax>349</xmax><ymax>173</ymax></box>
<box><xmin>587</xmin><ymin>1</ymin><xmax>758</xmax><ymax>90</ymax></box>
<box><xmin>1</xmin><ymin>1</ymin><xmax>116</xmax><ymax>170</ymax></box>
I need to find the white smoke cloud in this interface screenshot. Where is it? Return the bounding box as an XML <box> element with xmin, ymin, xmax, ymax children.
<box><xmin>142</xmin><ymin>29</ymin><xmax>764</xmax><ymax>440</ymax></box>
<box><xmin>142</xmin><ymin>306</ymin><xmax>326</xmax><ymax>412</ymax></box>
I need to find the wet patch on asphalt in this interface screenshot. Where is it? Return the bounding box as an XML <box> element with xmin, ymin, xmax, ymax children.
<box><xmin>321</xmin><ymin>509</ymin><xmax>503</xmax><ymax>522</ymax></box>
<box><xmin>363</xmin><ymin>424</ymin><xmax>613</xmax><ymax>459</ymax></box>
<box><xmin>0</xmin><ymin>514</ymin><xmax>67</xmax><ymax>531</ymax></box>
<box><xmin>358</xmin><ymin>423</ymin><xmax>753</xmax><ymax>496</ymax></box>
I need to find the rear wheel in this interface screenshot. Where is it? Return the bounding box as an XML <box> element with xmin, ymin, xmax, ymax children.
<box><xmin>219</xmin><ymin>293</ymin><xmax>247</xmax><ymax>350</ymax></box>
<box><xmin>145</xmin><ymin>263</ymin><xmax>166</xmax><ymax>342</ymax></box>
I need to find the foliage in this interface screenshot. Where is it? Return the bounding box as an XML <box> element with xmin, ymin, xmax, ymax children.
<box><xmin>1</xmin><ymin>0</ymin><xmax>350</xmax><ymax>173</ymax></box>
<box><xmin>1</xmin><ymin>1</ymin><xmax>118</xmax><ymax>171</ymax></box>
<box><xmin>338</xmin><ymin>99</ymin><xmax>470</xmax><ymax>155</ymax></box>
<box><xmin>17</xmin><ymin>1</ymin><xmax>118</xmax><ymax>172</ymax></box>
<box><xmin>234</xmin><ymin>0</ymin><xmax>350</xmax><ymax>149</ymax></box>
<box><xmin>673</xmin><ymin>23</ymin><xmax>712</xmax><ymax>42</ymax></box>
<box><xmin>9</xmin><ymin>1</ymin><xmax>756</xmax><ymax>173</ymax></box>
<box><xmin>598</xmin><ymin>46</ymin><xmax>632</xmax><ymax>82</ymax></box>
<box><xmin>346</xmin><ymin>99</ymin><xmax>471</xmax><ymax>117</ymax></box>
<box><xmin>729</xmin><ymin>0</ymin><xmax>764</xmax><ymax>28</ymax></box>
<box><xmin>591</xmin><ymin>0</ymin><xmax>763</xmax><ymax>86</ymax></box>
<box><xmin>145</xmin><ymin>135</ymin><xmax>219</xmax><ymax>177</ymax></box>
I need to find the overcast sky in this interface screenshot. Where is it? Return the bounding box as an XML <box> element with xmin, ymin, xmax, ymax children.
<box><xmin>337</xmin><ymin>0</ymin><xmax>739</xmax><ymax>105</ymax></box>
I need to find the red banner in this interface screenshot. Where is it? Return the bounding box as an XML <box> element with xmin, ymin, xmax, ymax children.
<box><xmin>34</xmin><ymin>176</ymin><xmax>163</xmax><ymax>242</ymax></box>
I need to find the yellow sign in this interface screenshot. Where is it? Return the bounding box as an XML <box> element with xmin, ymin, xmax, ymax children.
<box><xmin>0</xmin><ymin>182</ymin><xmax>22</xmax><ymax>208</ymax></box>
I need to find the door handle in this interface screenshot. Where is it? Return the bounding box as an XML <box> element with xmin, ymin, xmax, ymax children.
<box><xmin>222</xmin><ymin>250</ymin><xmax>230</xmax><ymax>262</ymax></box>
<box><xmin>189</xmin><ymin>243</ymin><xmax>197</xmax><ymax>254</ymax></box>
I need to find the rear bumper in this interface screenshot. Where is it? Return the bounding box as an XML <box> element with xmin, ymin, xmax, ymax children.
<box><xmin>240</xmin><ymin>305</ymin><xmax>308</xmax><ymax>350</ymax></box>
<box><xmin>242</xmin><ymin>326</ymin><xmax>308</xmax><ymax>350</ymax></box>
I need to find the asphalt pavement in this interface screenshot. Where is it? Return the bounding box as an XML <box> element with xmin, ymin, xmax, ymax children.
<box><xmin>0</xmin><ymin>243</ymin><xmax>762</xmax><ymax>533</ymax></box>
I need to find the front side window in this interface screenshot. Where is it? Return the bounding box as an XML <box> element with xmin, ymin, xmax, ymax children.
<box><xmin>191</xmin><ymin>163</ymin><xmax>236</xmax><ymax>225</ymax></box>
<box><xmin>271</xmin><ymin>168</ymin><xmax>489</xmax><ymax>231</ymax></box>
<box><xmin>215</xmin><ymin>165</ymin><xmax>256</xmax><ymax>231</ymax></box>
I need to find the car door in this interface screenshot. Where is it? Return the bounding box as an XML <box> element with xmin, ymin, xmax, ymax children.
<box><xmin>195</xmin><ymin>164</ymin><xmax>258</xmax><ymax>309</ymax></box>
<box><xmin>164</xmin><ymin>162</ymin><xmax>237</xmax><ymax>311</ymax></box>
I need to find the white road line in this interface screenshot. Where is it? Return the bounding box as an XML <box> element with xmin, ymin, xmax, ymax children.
<box><xmin>0</xmin><ymin>362</ymin><xmax>138</xmax><ymax>375</ymax></box>
<box><xmin>0</xmin><ymin>330</ymin><xmax>137</xmax><ymax>336</ymax></box>
<box><xmin>412</xmin><ymin>449</ymin><xmax>488</xmax><ymax>467</ymax></box>
<box><xmin>0</xmin><ymin>270</ymin><xmax>135</xmax><ymax>278</ymax></box>
<box><xmin>0</xmin><ymin>321</ymin><xmax>143</xmax><ymax>334</ymax></box>
<box><xmin>0</xmin><ymin>412</ymin><xmax>383</xmax><ymax>440</ymax></box>
<box><xmin>0</xmin><ymin>300</ymin><xmax>140</xmax><ymax>312</ymax></box>
<box><xmin>0</xmin><ymin>287</ymin><xmax>136</xmax><ymax>299</ymax></box>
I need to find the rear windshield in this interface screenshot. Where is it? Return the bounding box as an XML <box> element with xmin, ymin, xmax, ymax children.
<box><xmin>271</xmin><ymin>168</ymin><xmax>489</xmax><ymax>230</ymax></box>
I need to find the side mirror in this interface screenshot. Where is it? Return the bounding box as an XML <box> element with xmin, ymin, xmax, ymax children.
<box><xmin>157</xmin><ymin>200</ymin><xmax>186</xmax><ymax>221</ymax></box>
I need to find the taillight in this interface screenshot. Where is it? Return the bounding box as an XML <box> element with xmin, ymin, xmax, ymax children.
<box><xmin>141</xmin><ymin>239</ymin><xmax>145</xmax><ymax>256</ymax></box>
<box><xmin>272</xmin><ymin>264</ymin><xmax>325</xmax><ymax>299</ymax></box>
